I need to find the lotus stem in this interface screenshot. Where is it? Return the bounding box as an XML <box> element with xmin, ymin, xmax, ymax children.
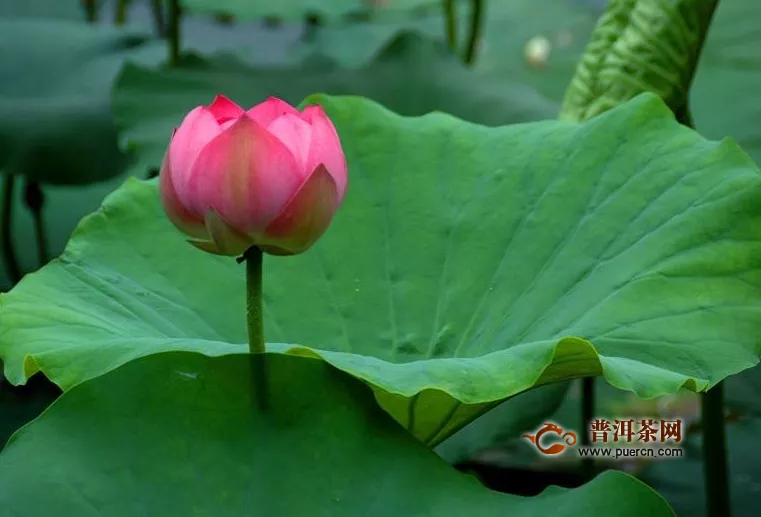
<box><xmin>581</xmin><ymin>377</ymin><xmax>595</xmax><ymax>479</ymax></box>
<box><xmin>243</xmin><ymin>246</ymin><xmax>268</xmax><ymax>411</ymax></box>
<box><xmin>1</xmin><ymin>174</ymin><xmax>23</xmax><ymax>285</ymax></box>
<box><xmin>151</xmin><ymin>0</ymin><xmax>166</xmax><ymax>37</ymax></box>
<box><xmin>702</xmin><ymin>383</ymin><xmax>731</xmax><ymax>517</ymax></box>
<box><xmin>115</xmin><ymin>0</ymin><xmax>129</xmax><ymax>25</ymax></box>
<box><xmin>23</xmin><ymin>180</ymin><xmax>48</xmax><ymax>267</ymax></box>
<box><xmin>303</xmin><ymin>13</ymin><xmax>323</xmax><ymax>43</ymax></box>
<box><xmin>167</xmin><ymin>0</ymin><xmax>181</xmax><ymax>66</ymax></box>
<box><xmin>463</xmin><ymin>0</ymin><xmax>484</xmax><ymax>66</ymax></box>
<box><xmin>245</xmin><ymin>246</ymin><xmax>265</xmax><ymax>355</ymax></box>
<box><xmin>82</xmin><ymin>0</ymin><xmax>97</xmax><ymax>23</ymax></box>
<box><xmin>443</xmin><ymin>0</ymin><xmax>457</xmax><ymax>52</ymax></box>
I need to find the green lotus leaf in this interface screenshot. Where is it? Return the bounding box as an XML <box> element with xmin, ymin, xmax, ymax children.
<box><xmin>2</xmin><ymin>93</ymin><xmax>760</xmax><ymax>445</ymax></box>
<box><xmin>0</xmin><ymin>352</ymin><xmax>674</xmax><ymax>517</ymax></box>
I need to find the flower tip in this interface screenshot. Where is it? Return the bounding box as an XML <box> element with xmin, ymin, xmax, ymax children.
<box><xmin>208</xmin><ymin>95</ymin><xmax>245</xmax><ymax>123</ymax></box>
<box><xmin>209</xmin><ymin>93</ymin><xmax>236</xmax><ymax>106</ymax></box>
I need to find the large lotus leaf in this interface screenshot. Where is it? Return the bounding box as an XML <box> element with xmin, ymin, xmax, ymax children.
<box><xmin>3</xmin><ymin>92</ymin><xmax>761</xmax><ymax>444</ymax></box>
<box><xmin>113</xmin><ymin>32</ymin><xmax>556</xmax><ymax>175</ymax></box>
<box><xmin>0</xmin><ymin>352</ymin><xmax>674</xmax><ymax>517</ymax></box>
<box><xmin>181</xmin><ymin>0</ymin><xmax>442</xmax><ymax>21</ymax></box>
<box><xmin>0</xmin><ymin>19</ymin><xmax>165</xmax><ymax>184</ymax></box>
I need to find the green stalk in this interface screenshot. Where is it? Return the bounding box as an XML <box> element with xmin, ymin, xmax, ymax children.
<box><xmin>443</xmin><ymin>0</ymin><xmax>457</xmax><ymax>52</ymax></box>
<box><xmin>23</xmin><ymin>180</ymin><xmax>48</xmax><ymax>267</ymax></box>
<box><xmin>82</xmin><ymin>0</ymin><xmax>97</xmax><ymax>23</ymax></box>
<box><xmin>151</xmin><ymin>0</ymin><xmax>166</xmax><ymax>37</ymax></box>
<box><xmin>245</xmin><ymin>247</ymin><xmax>265</xmax><ymax>355</ymax></box>
<box><xmin>243</xmin><ymin>246</ymin><xmax>268</xmax><ymax>411</ymax></box>
<box><xmin>702</xmin><ymin>383</ymin><xmax>731</xmax><ymax>517</ymax></box>
<box><xmin>303</xmin><ymin>13</ymin><xmax>323</xmax><ymax>43</ymax></box>
<box><xmin>115</xmin><ymin>0</ymin><xmax>128</xmax><ymax>25</ymax></box>
<box><xmin>1</xmin><ymin>174</ymin><xmax>22</xmax><ymax>285</ymax></box>
<box><xmin>580</xmin><ymin>377</ymin><xmax>595</xmax><ymax>479</ymax></box>
<box><xmin>463</xmin><ymin>0</ymin><xmax>484</xmax><ymax>66</ymax></box>
<box><xmin>167</xmin><ymin>0</ymin><xmax>181</xmax><ymax>66</ymax></box>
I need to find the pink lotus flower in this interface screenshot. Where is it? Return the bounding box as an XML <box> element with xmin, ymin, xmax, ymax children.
<box><xmin>160</xmin><ymin>95</ymin><xmax>347</xmax><ymax>256</ymax></box>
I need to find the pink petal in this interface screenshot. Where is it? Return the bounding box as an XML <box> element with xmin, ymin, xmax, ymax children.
<box><xmin>207</xmin><ymin>95</ymin><xmax>244</xmax><ymax>124</ymax></box>
<box><xmin>158</xmin><ymin>150</ymin><xmax>209</xmax><ymax>240</ymax></box>
<box><xmin>266</xmin><ymin>114</ymin><xmax>312</xmax><ymax>172</ymax></box>
<box><xmin>301</xmin><ymin>105</ymin><xmax>347</xmax><ymax>199</ymax></box>
<box><xmin>169</xmin><ymin>106</ymin><xmax>222</xmax><ymax>199</ymax></box>
<box><xmin>260</xmin><ymin>165</ymin><xmax>340</xmax><ymax>255</ymax></box>
<box><xmin>246</xmin><ymin>97</ymin><xmax>300</xmax><ymax>127</ymax></box>
<box><xmin>183</xmin><ymin>115</ymin><xmax>304</xmax><ymax>235</ymax></box>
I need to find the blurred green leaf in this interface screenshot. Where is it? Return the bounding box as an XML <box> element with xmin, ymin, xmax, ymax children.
<box><xmin>0</xmin><ymin>176</ymin><xmax>127</xmax><ymax>290</ymax></box>
<box><xmin>0</xmin><ymin>19</ymin><xmax>165</xmax><ymax>184</ymax></box>
<box><xmin>286</xmin><ymin>0</ymin><xmax>600</xmax><ymax>100</ymax></box>
<box><xmin>640</xmin><ymin>418</ymin><xmax>761</xmax><ymax>517</ymax></box>
<box><xmin>726</xmin><ymin>367</ymin><xmax>761</xmax><ymax>419</ymax></box>
<box><xmin>691</xmin><ymin>0</ymin><xmax>761</xmax><ymax>166</ymax></box>
<box><xmin>3</xmin><ymin>94</ymin><xmax>761</xmax><ymax>446</ymax></box>
<box><xmin>0</xmin><ymin>0</ymin><xmax>83</xmax><ymax>19</ymax></box>
<box><xmin>113</xmin><ymin>32</ymin><xmax>557</xmax><ymax>174</ymax></box>
<box><xmin>436</xmin><ymin>382</ymin><xmax>571</xmax><ymax>464</ymax></box>
<box><xmin>181</xmin><ymin>0</ymin><xmax>442</xmax><ymax>21</ymax></box>
<box><xmin>0</xmin><ymin>352</ymin><xmax>675</xmax><ymax>516</ymax></box>
<box><xmin>637</xmin><ymin>357</ymin><xmax>761</xmax><ymax>517</ymax></box>
<box><xmin>0</xmin><ymin>370</ymin><xmax>59</xmax><ymax>448</ymax></box>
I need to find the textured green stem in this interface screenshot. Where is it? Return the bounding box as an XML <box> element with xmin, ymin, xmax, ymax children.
<box><xmin>443</xmin><ymin>0</ymin><xmax>457</xmax><ymax>52</ymax></box>
<box><xmin>1</xmin><ymin>174</ymin><xmax>22</xmax><ymax>285</ymax></box>
<box><xmin>82</xmin><ymin>0</ymin><xmax>97</xmax><ymax>23</ymax></box>
<box><xmin>23</xmin><ymin>180</ymin><xmax>48</xmax><ymax>267</ymax></box>
<box><xmin>463</xmin><ymin>0</ymin><xmax>484</xmax><ymax>66</ymax></box>
<box><xmin>245</xmin><ymin>247</ymin><xmax>265</xmax><ymax>355</ymax></box>
<box><xmin>243</xmin><ymin>246</ymin><xmax>268</xmax><ymax>411</ymax></box>
<box><xmin>150</xmin><ymin>0</ymin><xmax>166</xmax><ymax>37</ymax></box>
<box><xmin>702</xmin><ymin>383</ymin><xmax>731</xmax><ymax>517</ymax></box>
<box><xmin>580</xmin><ymin>377</ymin><xmax>595</xmax><ymax>479</ymax></box>
<box><xmin>167</xmin><ymin>0</ymin><xmax>181</xmax><ymax>66</ymax></box>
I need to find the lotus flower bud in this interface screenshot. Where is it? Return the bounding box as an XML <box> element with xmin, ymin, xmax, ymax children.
<box><xmin>159</xmin><ymin>96</ymin><xmax>347</xmax><ymax>256</ymax></box>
